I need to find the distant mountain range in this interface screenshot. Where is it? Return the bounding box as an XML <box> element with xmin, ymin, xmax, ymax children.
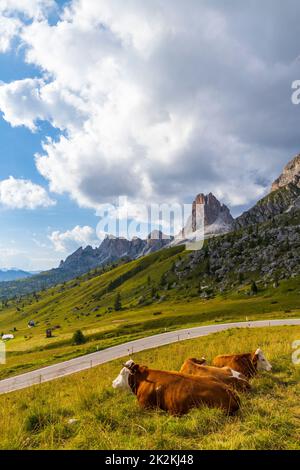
<box><xmin>49</xmin><ymin>192</ymin><xmax>235</xmax><ymax>279</ymax></box>
<box><xmin>0</xmin><ymin>269</ymin><xmax>33</xmax><ymax>282</ymax></box>
<box><xmin>58</xmin><ymin>229</ymin><xmax>172</xmax><ymax>275</ymax></box>
<box><xmin>0</xmin><ymin>152</ymin><xmax>299</xmax><ymax>298</ymax></box>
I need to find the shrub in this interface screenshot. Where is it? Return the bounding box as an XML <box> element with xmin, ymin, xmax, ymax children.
<box><xmin>24</xmin><ymin>411</ymin><xmax>52</xmax><ymax>433</ymax></box>
<box><xmin>72</xmin><ymin>330</ymin><xmax>86</xmax><ymax>345</ymax></box>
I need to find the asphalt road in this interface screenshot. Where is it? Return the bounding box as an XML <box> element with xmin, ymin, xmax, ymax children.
<box><xmin>0</xmin><ymin>318</ymin><xmax>300</xmax><ymax>395</ymax></box>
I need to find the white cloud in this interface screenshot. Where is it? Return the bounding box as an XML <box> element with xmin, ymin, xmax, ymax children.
<box><xmin>49</xmin><ymin>225</ymin><xmax>97</xmax><ymax>252</ymax></box>
<box><xmin>0</xmin><ymin>14</ymin><xmax>21</xmax><ymax>52</ymax></box>
<box><xmin>0</xmin><ymin>0</ymin><xmax>57</xmax><ymax>53</ymax></box>
<box><xmin>0</xmin><ymin>0</ymin><xmax>56</xmax><ymax>19</ymax></box>
<box><xmin>0</xmin><ymin>176</ymin><xmax>56</xmax><ymax>209</ymax></box>
<box><xmin>0</xmin><ymin>0</ymin><xmax>300</xmax><ymax>215</ymax></box>
<box><xmin>0</xmin><ymin>78</ymin><xmax>87</xmax><ymax>131</ymax></box>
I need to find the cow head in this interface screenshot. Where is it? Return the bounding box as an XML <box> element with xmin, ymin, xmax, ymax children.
<box><xmin>112</xmin><ymin>359</ymin><xmax>136</xmax><ymax>391</ymax></box>
<box><xmin>253</xmin><ymin>349</ymin><xmax>272</xmax><ymax>371</ymax></box>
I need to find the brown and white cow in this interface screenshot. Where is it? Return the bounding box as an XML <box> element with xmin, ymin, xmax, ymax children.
<box><xmin>179</xmin><ymin>357</ymin><xmax>251</xmax><ymax>392</ymax></box>
<box><xmin>212</xmin><ymin>349</ymin><xmax>272</xmax><ymax>378</ymax></box>
<box><xmin>112</xmin><ymin>360</ymin><xmax>240</xmax><ymax>416</ymax></box>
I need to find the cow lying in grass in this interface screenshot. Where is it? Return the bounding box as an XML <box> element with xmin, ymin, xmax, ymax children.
<box><xmin>212</xmin><ymin>349</ymin><xmax>272</xmax><ymax>378</ymax></box>
<box><xmin>180</xmin><ymin>357</ymin><xmax>251</xmax><ymax>392</ymax></box>
<box><xmin>112</xmin><ymin>360</ymin><xmax>240</xmax><ymax>416</ymax></box>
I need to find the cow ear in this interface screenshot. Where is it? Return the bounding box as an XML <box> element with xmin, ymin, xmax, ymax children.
<box><xmin>252</xmin><ymin>352</ymin><xmax>258</xmax><ymax>364</ymax></box>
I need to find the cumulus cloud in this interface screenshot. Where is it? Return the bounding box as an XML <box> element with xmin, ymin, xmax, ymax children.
<box><xmin>0</xmin><ymin>0</ymin><xmax>300</xmax><ymax>214</ymax></box>
<box><xmin>0</xmin><ymin>0</ymin><xmax>57</xmax><ymax>52</ymax></box>
<box><xmin>0</xmin><ymin>78</ymin><xmax>87</xmax><ymax>131</ymax></box>
<box><xmin>0</xmin><ymin>14</ymin><xmax>21</xmax><ymax>52</ymax></box>
<box><xmin>49</xmin><ymin>225</ymin><xmax>97</xmax><ymax>252</ymax></box>
<box><xmin>0</xmin><ymin>0</ymin><xmax>56</xmax><ymax>20</ymax></box>
<box><xmin>0</xmin><ymin>176</ymin><xmax>56</xmax><ymax>209</ymax></box>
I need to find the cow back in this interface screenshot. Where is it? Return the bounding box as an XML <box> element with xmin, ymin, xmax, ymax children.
<box><xmin>180</xmin><ymin>358</ymin><xmax>251</xmax><ymax>392</ymax></box>
<box><xmin>131</xmin><ymin>367</ymin><xmax>240</xmax><ymax>415</ymax></box>
<box><xmin>212</xmin><ymin>353</ymin><xmax>257</xmax><ymax>378</ymax></box>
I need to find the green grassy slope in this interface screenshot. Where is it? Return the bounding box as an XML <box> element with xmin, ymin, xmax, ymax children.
<box><xmin>0</xmin><ymin>326</ymin><xmax>299</xmax><ymax>450</ymax></box>
<box><xmin>0</xmin><ymin>244</ymin><xmax>299</xmax><ymax>379</ymax></box>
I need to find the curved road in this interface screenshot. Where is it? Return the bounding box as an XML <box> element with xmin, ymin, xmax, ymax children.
<box><xmin>0</xmin><ymin>318</ymin><xmax>300</xmax><ymax>395</ymax></box>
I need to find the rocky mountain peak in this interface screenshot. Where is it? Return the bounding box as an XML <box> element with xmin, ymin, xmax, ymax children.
<box><xmin>147</xmin><ymin>230</ymin><xmax>168</xmax><ymax>240</ymax></box>
<box><xmin>143</xmin><ymin>230</ymin><xmax>172</xmax><ymax>255</ymax></box>
<box><xmin>192</xmin><ymin>192</ymin><xmax>234</xmax><ymax>231</ymax></box>
<box><xmin>181</xmin><ymin>192</ymin><xmax>234</xmax><ymax>239</ymax></box>
<box><xmin>271</xmin><ymin>154</ymin><xmax>300</xmax><ymax>192</ymax></box>
<box><xmin>235</xmin><ymin>153</ymin><xmax>300</xmax><ymax>229</ymax></box>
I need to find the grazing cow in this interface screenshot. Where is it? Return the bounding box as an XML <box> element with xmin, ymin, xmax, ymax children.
<box><xmin>112</xmin><ymin>360</ymin><xmax>240</xmax><ymax>416</ymax></box>
<box><xmin>212</xmin><ymin>349</ymin><xmax>272</xmax><ymax>378</ymax></box>
<box><xmin>179</xmin><ymin>357</ymin><xmax>251</xmax><ymax>392</ymax></box>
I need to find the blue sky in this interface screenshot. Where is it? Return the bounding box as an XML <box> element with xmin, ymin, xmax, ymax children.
<box><xmin>0</xmin><ymin>108</ymin><xmax>97</xmax><ymax>270</ymax></box>
<box><xmin>0</xmin><ymin>0</ymin><xmax>299</xmax><ymax>270</ymax></box>
<box><xmin>0</xmin><ymin>35</ymin><xmax>97</xmax><ymax>270</ymax></box>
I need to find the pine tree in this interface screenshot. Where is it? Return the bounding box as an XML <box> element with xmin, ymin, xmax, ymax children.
<box><xmin>204</xmin><ymin>258</ymin><xmax>210</xmax><ymax>275</ymax></box>
<box><xmin>250</xmin><ymin>280</ymin><xmax>258</xmax><ymax>295</ymax></box>
<box><xmin>151</xmin><ymin>286</ymin><xmax>157</xmax><ymax>298</ymax></box>
<box><xmin>114</xmin><ymin>292</ymin><xmax>122</xmax><ymax>311</ymax></box>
